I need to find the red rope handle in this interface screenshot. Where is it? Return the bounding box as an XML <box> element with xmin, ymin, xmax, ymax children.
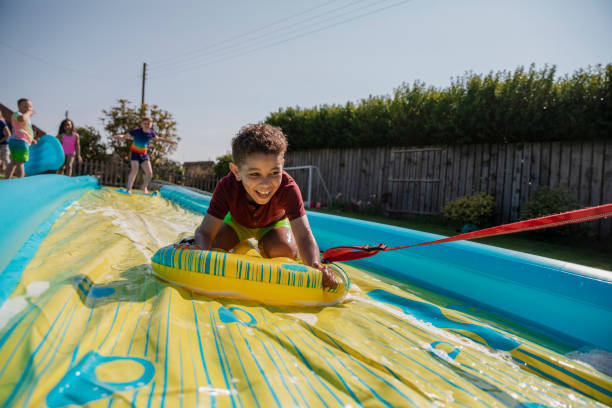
<box><xmin>322</xmin><ymin>204</ymin><xmax>612</xmax><ymax>263</ymax></box>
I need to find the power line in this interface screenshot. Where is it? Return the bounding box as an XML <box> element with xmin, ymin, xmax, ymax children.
<box><xmin>0</xmin><ymin>40</ymin><xmax>138</xmax><ymax>81</ymax></box>
<box><xmin>148</xmin><ymin>0</ymin><xmax>413</xmax><ymax>80</ymax></box>
<box><xmin>0</xmin><ymin>40</ymin><xmax>101</xmax><ymax>78</ymax></box>
<box><xmin>149</xmin><ymin>0</ymin><xmax>369</xmax><ymax>73</ymax></box>
<box><xmin>149</xmin><ymin>0</ymin><xmax>342</xmax><ymax>66</ymax></box>
<box><xmin>148</xmin><ymin>0</ymin><xmax>374</xmax><ymax>75</ymax></box>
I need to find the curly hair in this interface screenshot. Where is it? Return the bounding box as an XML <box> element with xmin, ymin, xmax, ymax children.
<box><xmin>232</xmin><ymin>123</ymin><xmax>288</xmax><ymax>166</ymax></box>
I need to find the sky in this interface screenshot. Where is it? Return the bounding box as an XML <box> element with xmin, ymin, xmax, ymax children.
<box><xmin>1</xmin><ymin>0</ymin><xmax>611</xmax><ymax>163</ymax></box>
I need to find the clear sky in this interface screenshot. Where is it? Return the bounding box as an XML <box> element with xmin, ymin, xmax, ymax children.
<box><xmin>1</xmin><ymin>0</ymin><xmax>611</xmax><ymax>163</ymax></box>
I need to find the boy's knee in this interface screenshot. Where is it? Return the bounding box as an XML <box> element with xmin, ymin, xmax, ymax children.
<box><xmin>265</xmin><ymin>243</ymin><xmax>298</xmax><ymax>259</ymax></box>
<box><xmin>261</xmin><ymin>230</ymin><xmax>298</xmax><ymax>258</ymax></box>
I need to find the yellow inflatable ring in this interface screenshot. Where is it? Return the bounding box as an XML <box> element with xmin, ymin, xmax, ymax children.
<box><xmin>151</xmin><ymin>241</ymin><xmax>350</xmax><ymax>306</ymax></box>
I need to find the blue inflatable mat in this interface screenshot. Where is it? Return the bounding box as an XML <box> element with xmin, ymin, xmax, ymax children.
<box><xmin>24</xmin><ymin>134</ymin><xmax>64</xmax><ymax>175</ymax></box>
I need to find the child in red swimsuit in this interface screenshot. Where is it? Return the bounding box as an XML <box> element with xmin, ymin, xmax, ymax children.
<box><xmin>177</xmin><ymin>123</ymin><xmax>337</xmax><ymax>289</ymax></box>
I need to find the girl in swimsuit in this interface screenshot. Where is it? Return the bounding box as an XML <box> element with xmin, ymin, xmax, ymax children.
<box><xmin>57</xmin><ymin>119</ymin><xmax>82</xmax><ymax>176</ymax></box>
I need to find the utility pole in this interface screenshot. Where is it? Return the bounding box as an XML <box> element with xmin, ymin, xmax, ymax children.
<box><xmin>141</xmin><ymin>62</ymin><xmax>147</xmax><ymax>109</ymax></box>
<box><xmin>65</xmin><ymin>110</ymin><xmax>69</xmax><ymax>119</ymax></box>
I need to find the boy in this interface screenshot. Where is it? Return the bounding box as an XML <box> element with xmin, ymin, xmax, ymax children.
<box><xmin>5</xmin><ymin>98</ymin><xmax>37</xmax><ymax>179</ymax></box>
<box><xmin>114</xmin><ymin>116</ymin><xmax>177</xmax><ymax>194</ymax></box>
<box><xmin>178</xmin><ymin>123</ymin><xmax>338</xmax><ymax>289</ymax></box>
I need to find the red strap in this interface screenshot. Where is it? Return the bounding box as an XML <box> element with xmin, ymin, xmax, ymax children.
<box><xmin>321</xmin><ymin>244</ymin><xmax>388</xmax><ymax>263</ymax></box>
<box><xmin>322</xmin><ymin>204</ymin><xmax>612</xmax><ymax>263</ymax></box>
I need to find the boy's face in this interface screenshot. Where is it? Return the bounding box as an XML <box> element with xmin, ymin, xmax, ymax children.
<box><xmin>141</xmin><ymin>119</ymin><xmax>153</xmax><ymax>131</ymax></box>
<box><xmin>230</xmin><ymin>153</ymin><xmax>284</xmax><ymax>205</ymax></box>
<box><xmin>19</xmin><ymin>100</ymin><xmax>33</xmax><ymax>114</ymax></box>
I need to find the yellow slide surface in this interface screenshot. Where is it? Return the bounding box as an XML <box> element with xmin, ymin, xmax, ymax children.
<box><xmin>0</xmin><ymin>187</ymin><xmax>610</xmax><ymax>407</ymax></box>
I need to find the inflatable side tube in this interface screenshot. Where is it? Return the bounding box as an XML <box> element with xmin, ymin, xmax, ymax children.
<box><xmin>0</xmin><ymin>175</ymin><xmax>98</xmax><ymax>303</ymax></box>
<box><xmin>157</xmin><ymin>184</ymin><xmax>612</xmax><ymax>352</ymax></box>
<box><xmin>161</xmin><ymin>185</ymin><xmax>211</xmax><ymax>214</ymax></box>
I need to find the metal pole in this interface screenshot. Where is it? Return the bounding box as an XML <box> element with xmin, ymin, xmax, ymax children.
<box><xmin>316</xmin><ymin>167</ymin><xmax>332</xmax><ymax>205</ymax></box>
<box><xmin>141</xmin><ymin>62</ymin><xmax>147</xmax><ymax>108</ymax></box>
<box><xmin>307</xmin><ymin>166</ymin><xmax>312</xmax><ymax>207</ymax></box>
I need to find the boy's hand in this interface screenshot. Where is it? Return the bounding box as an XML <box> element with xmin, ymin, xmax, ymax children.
<box><xmin>313</xmin><ymin>262</ymin><xmax>338</xmax><ymax>290</ymax></box>
<box><xmin>173</xmin><ymin>242</ymin><xmax>202</xmax><ymax>250</ymax></box>
<box><xmin>173</xmin><ymin>236</ymin><xmax>202</xmax><ymax>250</ymax></box>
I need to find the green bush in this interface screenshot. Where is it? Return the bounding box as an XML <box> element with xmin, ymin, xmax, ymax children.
<box><xmin>266</xmin><ymin>64</ymin><xmax>611</xmax><ymax>149</ymax></box>
<box><xmin>442</xmin><ymin>192</ymin><xmax>495</xmax><ymax>226</ymax></box>
<box><xmin>521</xmin><ymin>187</ymin><xmax>579</xmax><ymax>219</ymax></box>
<box><xmin>520</xmin><ymin>187</ymin><xmax>581</xmax><ymax>236</ymax></box>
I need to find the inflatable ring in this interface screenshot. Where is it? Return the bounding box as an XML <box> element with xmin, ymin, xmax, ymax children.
<box><xmin>151</xmin><ymin>241</ymin><xmax>350</xmax><ymax>306</ymax></box>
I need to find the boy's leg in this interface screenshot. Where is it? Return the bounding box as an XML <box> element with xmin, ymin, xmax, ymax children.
<box><xmin>5</xmin><ymin>162</ymin><xmax>16</xmax><ymax>179</ymax></box>
<box><xmin>211</xmin><ymin>223</ymin><xmax>240</xmax><ymax>251</ymax></box>
<box><xmin>126</xmin><ymin>160</ymin><xmax>139</xmax><ymax>193</ymax></box>
<box><xmin>141</xmin><ymin>160</ymin><xmax>153</xmax><ymax>193</ymax></box>
<box><xmin>259</xmin><ymin>227</ymin><xmax>298</xmax><ymax>259</ymax></box>
<box><xmin>0</xmin><ymin>145</ymin><xmax>8</xmax><ymax>171</ymax></box>
<box><xmin>7</xmin><ymin>139</ymin><xmax>27</xmax><ymax>178</ymax></box>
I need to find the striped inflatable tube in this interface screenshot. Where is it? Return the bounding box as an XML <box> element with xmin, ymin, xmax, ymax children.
<box><xmin>151</xmin><ymin>241</ymin><xmax>350</xmax><ymax>306</ymax></box>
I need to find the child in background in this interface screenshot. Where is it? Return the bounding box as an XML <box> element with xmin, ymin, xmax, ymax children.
<box><xmin>5</xmin><ymin>98</ymin><xmax>37</xmax><ymax>179</ymax></box>
<box><xmin>114</xmin><ymin>116</ymin><xmax>176</xmax><ymax>194</ymax></box>
<box><xmin>176</xmin><ymin>123</ymin><xmax>338</xmax><ymax>289</ymax></box>
<box><xmin>0</xmin><ymin>112</ymin><xmax>11</xmax><ymax>171</ymax></box>
<box><xmin>57</xmin><ymin>119</ymin><xmax>82</xmax><ymax>176</ymax></box>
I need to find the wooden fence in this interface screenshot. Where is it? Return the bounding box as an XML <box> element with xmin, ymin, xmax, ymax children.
<box><xmin>71</xmin><ymin>160</ymin><xmax>214</xmax><ymax>192</ymax></box>
<box><xmin>285</xmin><ymin>140</ymin><xmax>612</xmax><ymax>239</ymax></box>
<box><xmin>69</xmin><ymin>139</ymin><xmax>611</xmax><ymax>240</ymax></box>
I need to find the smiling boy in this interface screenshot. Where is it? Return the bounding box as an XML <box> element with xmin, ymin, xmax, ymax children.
<box><xmin>181</xmin><ymin>123</ymin><xmax>338</xmax><ymax>289</ymax></box>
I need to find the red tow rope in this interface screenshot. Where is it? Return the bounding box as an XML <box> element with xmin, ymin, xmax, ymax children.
<box><xmin>321</xmin><ymin>204</ymin><xmax>612</xmax><ymax>263</ymax></box>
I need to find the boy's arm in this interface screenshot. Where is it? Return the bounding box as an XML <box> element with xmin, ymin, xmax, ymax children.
<box><xmin>290</xmin><ymin>215</ymin><xmax>338</xmax><ymax>289</ymax></box>
<box><xmin>18</xmin><ymin>110</ymin><xmax>33</xmax><ymax>122</ymax></box>
<box><xmin>113</xmin><ymin>132</ymin><xmax>132</xmax><ymax>140</ymax></box>
<box><xmin>76</xmin><ymin>134</ymin><xmax>83</xmax><ymax>161</ymax></box>
<box><xmin>179</xmin><ymin>213</ymin><xmax>224</xmax><ymax>250</ymax></box>
<box><xmin>154</xmin><ymin>136</ymin><xmax>177</xmax><ymax>145</ymax></box>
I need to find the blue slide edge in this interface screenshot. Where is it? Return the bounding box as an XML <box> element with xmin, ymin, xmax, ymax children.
<box><xmin>0</xmin><ymin>175</ymin><xmax>98</xmax><ymax>305</ymax></box>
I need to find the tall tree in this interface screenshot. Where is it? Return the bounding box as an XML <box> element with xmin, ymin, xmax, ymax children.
<box><xmin>75</xmin><ymin>126</ymin><xmax>108</xmax><ymax>160</ymax></box>
<box><xmin>102</xmin><ymin>99</ymin><xmax>180</xmax><ymax>165</ymax></box>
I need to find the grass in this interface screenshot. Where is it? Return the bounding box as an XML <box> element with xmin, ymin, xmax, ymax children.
<box><xmin>309</xmin><ymin>208</ymin><xmax>612</xmax><ymax>271</ymax></box>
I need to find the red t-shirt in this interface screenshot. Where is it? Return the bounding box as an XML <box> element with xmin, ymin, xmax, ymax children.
<box><xmin>206</xmin><ymin>171</ymin><xmax>306</xmax><ymax>228</ymax></box>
